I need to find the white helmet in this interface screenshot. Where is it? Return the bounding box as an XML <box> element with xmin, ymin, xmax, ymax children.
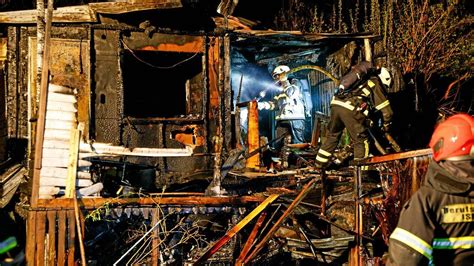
<box><xmin>378</xmin><ymin>67</ymin><xmax>391</xmax><ymax>87</ymax></box>
<box><xmin>272</xmin><ymin>65</ymin><xmax>290</xmax><ymax>80</ymax></box>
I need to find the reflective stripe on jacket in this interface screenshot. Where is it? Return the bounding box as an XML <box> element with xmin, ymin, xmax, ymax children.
<box><xmin>333</xmin><ymin>77</ymin><xmax>393</xmax><ymax>123</ymax></box>
<box><xmin>271</xmin><ymin>80</ymin><xmax>305</xmax><ymax>120</ymax></box>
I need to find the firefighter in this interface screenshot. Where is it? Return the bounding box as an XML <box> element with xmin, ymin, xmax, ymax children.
<box><xmin>387</xmin><ymin>113</ymin><xmax>474</xmax><ymax>265</ymax></box>
<box><xmin>314</xmin><ymin>61</ymin><xmax>393</xmax><ymax>168</ymax></box>
<box><xmin>258</xmin><ymin>65</ymin><xmax>310</xmax><ymax>168</ymax></box>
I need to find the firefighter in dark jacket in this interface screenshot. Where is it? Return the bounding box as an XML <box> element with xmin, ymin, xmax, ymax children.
<box><xmin>387</xmin><ymin>113</ymin><xmax>474</xmax><ymax>266</ymax></box>
<box><xmin>315</xmin><ymin>61</ymin><xmax>393</xmax><ymax>168</ymax></box>
<box><xmin>258</xmin><ymin>65</ymin><xmax>310</xmax><ymax>168</ymax></box>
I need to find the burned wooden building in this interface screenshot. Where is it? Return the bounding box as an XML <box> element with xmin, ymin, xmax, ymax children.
<box><xmin>0</xmin><ymin>1</ymin><xmax>434</xmax><ymax>265</ymax></box>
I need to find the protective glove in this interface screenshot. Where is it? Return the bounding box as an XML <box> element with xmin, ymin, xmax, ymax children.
<box><xmin>382</xmin><ymin>121</ymin><xmax>392</xmax><ymax>132</ymax></box>
<box><xmin>334</xmin><ymin>84</ymin><xmax>345</xmax><ymax>97</ymax></box>
<box><xmin>257</xmin><ymin>102</ymin><xmax>271</xmax><ymax>110</ymax></box>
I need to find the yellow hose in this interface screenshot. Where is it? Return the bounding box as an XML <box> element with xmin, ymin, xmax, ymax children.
<box><xmin>288</xmin><ymin>65</ymin><xmax>339</xmax><ymax>84</ymax></box>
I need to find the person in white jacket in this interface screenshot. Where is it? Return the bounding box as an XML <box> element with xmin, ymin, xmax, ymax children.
<box><xmin>258</xmin><ymin>65</ymin><xmax>309</xmax><ymax>168</ymax></box>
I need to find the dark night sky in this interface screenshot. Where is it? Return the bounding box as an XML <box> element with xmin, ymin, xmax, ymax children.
<box><xmin>232</xmin><ymin>0</ymin><xmax>283</xmax><ymax>28</ymax></box>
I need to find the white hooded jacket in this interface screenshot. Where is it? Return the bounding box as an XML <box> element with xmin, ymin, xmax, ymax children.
<box><xmin>270</xmin><ymin>79</ymin><xmax>306</xmax><ymax>121</ymax></box>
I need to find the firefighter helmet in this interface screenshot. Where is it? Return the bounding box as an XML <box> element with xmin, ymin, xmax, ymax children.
<box><xmin>429</xmin><ymin>114</ymin><xmax>474</xmax><ymax>161</ymax></box>
<box><xmin>272</xmin><ymin>65</ymin><xmax>290</xmax><ymax>80</ymax></box>
<box><xmin>378</xmin><ymin>67</ymin><xmax>392</xmax><ymax>87</ymax></box>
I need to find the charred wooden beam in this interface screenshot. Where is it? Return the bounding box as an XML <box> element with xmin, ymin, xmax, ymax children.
<box><xmin>257</xmin><ymin>49</ymin><xmax>321</xmax><ymax>65</ymax></box>
<box><xmin>79</xmin><ymin>142</ymin><xmax>194</xmax><ymax>157</ymax></box>
<box><xmin>246</xmin><ymin>100</ymin><xmax>259</xmax><ymax>169</ymax></box>
<box><xmin>6</xmin><ymin>27</ymin><xmax>20</xmax><ymax>140</ymax></box>
<box><xmin>244</xmin><ymin>178</ymin><xmax>318</xmax><ymax>264</ymax></box>
<box><xmin>135</xmin><ymin>39</ymin><xmax>204</xmax><ymax>53</ymax></box>
<box><xmin>0</xmin><ymin>164</ymin><xmax>27</xmax><ymax>208</ymax></box>
<box><xmin>232</xmin><ymin>31</ymin><xmax>381</xmax><ymax>44</ymax></box>
<box><xmin>236</xmin><ymin>212</ymin><xmax>267</xmax><ymax>265</ymax></box>
<box><xmin>123</xmin><ymin>32</ymin><xmax>205</xmax><ymax>53</ymax></box>
<box><xmin>89</xmin><ymin>1</ymin><xmax>182</xmax><ymax>14</ymax></box>
<box><xmin>352</xmin><ymin>148</ymin><xmax>432</xmax><ymax>165</ymax></box>
<box><xmin>35</xmin><ymin>196</ymin><xmax>265</xmax><ymax>209</ymax></box>
<box><xmin>223</xmin><ymin>34</ymin><xmax>232</xmax><ymax>151</ymax></box>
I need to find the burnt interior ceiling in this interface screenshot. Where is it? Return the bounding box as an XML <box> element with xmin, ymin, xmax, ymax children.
<box><xmin>230</xmin><ymin>34</ymin><xmax>334</xmax><ymax>65</ymax></box>
<box><xmin>122</xmin><ymin>49</ymin><xmax>203</xmax><ymax>118</ymax></box>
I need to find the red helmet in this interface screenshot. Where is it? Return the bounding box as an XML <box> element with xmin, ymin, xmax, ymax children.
<box><xmin>429</xmin><ymin>114</ymin><xmax>474</xmax><ymax>161</ymax></box>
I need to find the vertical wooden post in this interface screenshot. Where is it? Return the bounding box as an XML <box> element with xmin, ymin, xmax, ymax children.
<box><xmin>246</xmin><ymin>100</ymin><xmax>260</xmax><ymax>170</ymax></box>
<box><xmin>223</xmin><ymin>35</ymin><xmax>232</xmax><ymax>151</ymax></box>
<box><xmin>26</xmin><ymin>0</ymin><xmax>53</xmax><ymax>265</ymax></box>
<box><xmin>65</xmin><ymin>122</ymin><xmax>86</xmax><ymax>264</ymax></box>
<box><xmin>151</xmin><ymin>207</ymin><xmax>160</xmax><ymax>265</ymax></box>
<box><xmin>74</xmin><ymin>198</ymin><xmax>87</xmax><ymax>265</ymax></box>
<box><xmin>320</xmin><ymin>171</ymin><xmax>328</xmax><ymax>216</ymax></box>
<box><xmin>350</xmin><ymin>165</ymin><xmax>363</xmax><ymax>266</ymax></box>
<box><xmin>47</xmin><ymin>210</ymin><xmax>57</xmax><ymax>265</ymax></box>
<box><xmin>26</xmin><ymin>211</ymin><xmax>37</xmax><ymax>264</ymax></box>
<box><xmin>207</xmin><ymin>36</ymin><xmax>224</xmax><ymax>195</ymax></box>
<box><xmin>31</xmin><ymin>0</ymin><xmax>53</xmax><ymax>207</ymax></box>
<box><xmin>35</xmin><ymin>211</ymin><xmax>46</xmax><ymax>266</ymax></box>
<box><xmin>66</xmin><ymin>210</ymin><xmax>76</xmax><ymax>266</ymax></box>
<box><xmin>57</xmin><ymin>211</ymin><xmax>66</xmax><ymax>266</ymax></box>
<box><xmin>66</xmin><ymin>122</ymin><xmax>83</xmax><ymax>198</ymax></box>
<box><xmin>36</xmin><ymin>0</ymin><xmax>44</xmax><ymax>96</ymax></box>
<box><xmin>311</xmin><ymin>117</ymin><xmax>321</xmax><ymax>148</ymax></box>
<box><xmin>235</xmin><ymin>74</ymin><xmax>244</xmax><ymax>149</ymax></box>
<box><xmin>364</xmin><ymin>38</ymin><xmax>372</xmax><ymax>62</ymax></box>
<box><xmin>65</xmin><ymin>126</ymin><xmax>80</xmax><ymax>198</ymax></box>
